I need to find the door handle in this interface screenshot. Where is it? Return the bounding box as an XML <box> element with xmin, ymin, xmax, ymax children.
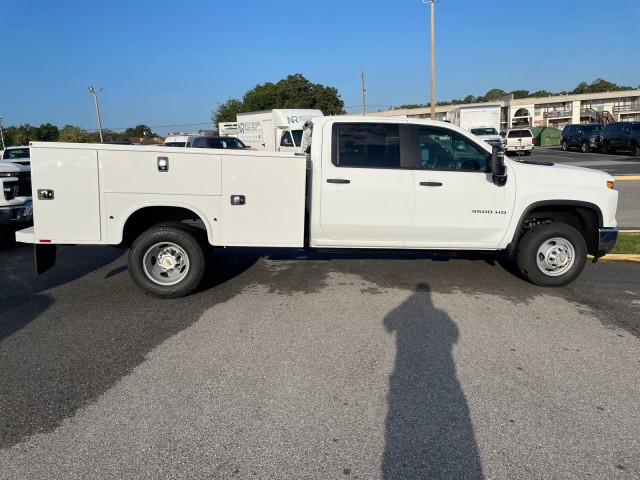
<box><xmin>419</xmin><ymin>181</ymin><xmax>443</xmax><ymax>187</ymax></box>
<box><xmin>327</xmin><ymin>179</ymin><xmax>350</xmax><ymax>184</ymax></box>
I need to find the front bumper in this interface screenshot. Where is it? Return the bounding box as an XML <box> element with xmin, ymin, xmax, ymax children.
<box><xmin>0</xmin><ymin>200</ymin><xmax>33</xmax><ymax>229</ymax></box>
<box><xmin>589</xmin><ymin>136</ymin><xmax>603</xmax><ymax>150</ymax></box>
<box><xmin>595</xmin><ymin>227</ymin><xmax>618</xmax><ymax>259</ymax></box>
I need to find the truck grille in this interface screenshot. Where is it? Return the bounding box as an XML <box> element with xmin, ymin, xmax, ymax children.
<box><xmin>2</xmin><ymin>172</ymin><xmax>32</xmax><ymax>200</ymax></box>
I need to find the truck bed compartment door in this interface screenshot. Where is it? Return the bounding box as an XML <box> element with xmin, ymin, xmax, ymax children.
<box><xmin>30</xmin><ymin>146</ymin><xmax>101</xmax><ymax>243</ymax></box>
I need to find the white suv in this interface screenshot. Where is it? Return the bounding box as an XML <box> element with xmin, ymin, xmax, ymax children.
<box><xmin>500</xmin><ymin>128</ymin><xmax>534</xmax><ymax>155</ymax></box>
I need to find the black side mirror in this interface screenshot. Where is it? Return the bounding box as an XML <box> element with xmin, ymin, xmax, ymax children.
<box><xmin>491</xmin><ymin>146</ymin><xmax>507</xmax><ymax>186</ymax></box>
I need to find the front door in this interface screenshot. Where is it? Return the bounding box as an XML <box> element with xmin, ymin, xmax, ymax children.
<box><xmin>408</xmin><ymin>125</ymin><xmax>515</xmax><ymax>247</ymax></box>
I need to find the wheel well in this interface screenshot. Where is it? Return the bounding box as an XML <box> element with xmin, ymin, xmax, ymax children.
<box><xmin>119</xmin><ymin>206</ymin><xmax>207</xmax><ymax>248</ymax></box>
<box><xmin>514</xmin><ymin>205</ymin><xmax>600</xmax><ymax>256</ymax></box>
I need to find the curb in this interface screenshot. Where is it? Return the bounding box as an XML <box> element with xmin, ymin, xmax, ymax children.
<box><xmin>613</xmin><ymin>176</ymin><xmax>640</xmax><ymax>181</ymax></box>
<box><xmin>596</xmin><ymin>254</ymin><xmax>640</xmax><ymax>262</ymax></box>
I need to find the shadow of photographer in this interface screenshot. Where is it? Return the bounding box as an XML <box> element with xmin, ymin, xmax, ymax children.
<box><xmin>383</xmin><ymin>283</ymin><xmax>483</xmax><ymax>479</ymax></box>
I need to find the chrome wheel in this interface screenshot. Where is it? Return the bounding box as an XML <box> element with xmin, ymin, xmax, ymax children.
<box><xmin>142</xmin><ymin>241</ymin><xmax>191</xmax><ymax>286</ymax></box>
<box><xmin>534</xmin><ymin>236</ymin><xmax>575</xmax><ymax>277</ymax></box>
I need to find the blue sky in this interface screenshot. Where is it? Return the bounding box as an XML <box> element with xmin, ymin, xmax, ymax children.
<box><xmin>1</xmin><ymin>0</ymin><xmax>638</xmax><ymax>136</ymax></box>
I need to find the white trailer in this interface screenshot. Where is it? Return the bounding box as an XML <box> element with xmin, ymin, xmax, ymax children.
<box><xmin>449</xmin><ymin>105</ymin><xmax>502</xmax><ymax>147</ymax></box>
<box><xmin>449</xmin><ymin>105</ymin><xmax>501</xmax><ymax>131</ymax></box>
<box><xmin>237</xmin><ymin>109</ymin><xmax>323</xmax><ymax>152</ymax></box>
<box><xmin>218</xmin><ymin>122</ymin><xmax>238</xmax><ymax>137</ymax></box>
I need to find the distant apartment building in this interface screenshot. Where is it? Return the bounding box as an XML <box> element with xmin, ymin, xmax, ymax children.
<box><xmin>361</xmin><ymin>89</ymin><xmax>640</xmax><ymax>129</ymax></box>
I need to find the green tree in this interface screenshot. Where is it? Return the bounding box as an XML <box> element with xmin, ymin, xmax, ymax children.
<box><xmin>529</xmin><ymin>90</ymin><xmax>553</xmax><ymax>98</ymax></box>
<box><xmin>571</xmin><ymin>78</ymin><xmax>633</xmax><ymax>95</ymax></box>
<box><xmin>58</xmin><ymin>125</ymin><xmax>96</xmax><ymax>143</ymax></box>
<box><xmin>211</xmin><ymin>98</ymin><xmax>244</xmax><ymax>128</ymax></box>
<box><xmin>121</xmin><ymin>124</ymin><xmax>156</xmax><ymax>138</ymax></box>
<box><xmin>211</xmin><ymin>74</ymin><xmax>345</xmax><ymax>127</ymax></box>
<box><xmin>395</xmin><ymin>104</ymin><xmax>427</xmax><ymax>109</ymax></box>
<box><xmin>510</xmin><ymin>90</ymin><xmax>529</xmax><ymax>99</ymax></box>
<box><xmin>35</xmin><ymin>123</ymin><xmax>59</xmax><ymax>142</ymax></box>
<box><xmin>481</xmin><ymin>88</ymin><xmax>507</xmax><ymax>102</ymax></box>
<box><xmin>571</xmin><ymin>82</ymin><xmax>589</xmax><ymax>95</ymax></box>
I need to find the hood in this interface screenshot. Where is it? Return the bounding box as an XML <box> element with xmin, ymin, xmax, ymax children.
<box><xmin>0</xmin><ymin>160</ymin><xmax>30</xmax><ymax>174</ymax></box>
<box><xmin>507</xmin><ymin>157</ymin><xmax>614</xmax><ymax>188</ymax></box>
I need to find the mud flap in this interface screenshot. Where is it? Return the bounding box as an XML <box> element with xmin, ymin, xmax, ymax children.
<box><xmin>35</xmin><ymin>244</ymin><xmax>57</xmax><ymax>274</ymax></box>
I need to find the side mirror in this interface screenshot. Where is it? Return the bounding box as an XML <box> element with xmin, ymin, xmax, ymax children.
<box><xmin>491</xmin><ymin>146</ymin><xmax>507</xmax><ymax>186</ymax></box>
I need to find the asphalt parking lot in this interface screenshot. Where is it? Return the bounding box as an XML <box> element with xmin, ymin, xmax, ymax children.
<box><xmin>1</xmin><ymin>243</ymin><xmax>640</xmax><ymax>479</ymax></box>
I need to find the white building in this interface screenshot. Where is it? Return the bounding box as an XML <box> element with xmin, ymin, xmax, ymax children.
<box><xmin>360</xmin><ymin>89</ymin><xmax>640</xmax><ymax>130</ymax></box>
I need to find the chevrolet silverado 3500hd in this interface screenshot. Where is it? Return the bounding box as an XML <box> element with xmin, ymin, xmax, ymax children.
<box><xmin>17</xmin><ymin>116</ymin><xmax>618</xmax><ymax>298</ymax></box>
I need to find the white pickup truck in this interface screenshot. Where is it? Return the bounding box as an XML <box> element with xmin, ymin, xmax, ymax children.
<box><xmin>17</xmin><ymin>116</ymin><xmax>618</xmax><ymax>298</ymax></box>
<box><xmin>1</xmin><ymin>161</ymin><xmax>33</xmax><ymax>242</ymax></box>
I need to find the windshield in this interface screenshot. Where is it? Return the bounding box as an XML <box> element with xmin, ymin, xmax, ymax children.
<box><xmin>632</xmin><ymin>124</ymin><xmax>640</xmax><ymax>131</ymax></box>
<box><xmin>507</xmin><ymin>130</ymin><xmax>532</xmax><ymax>138</ymax></box>
<box><xmin>470</xmin><ymin>128</ymin><xmax>498</xmax><ymax>136</ymax></box>
<box><xmin>3</xmin><ymin>147</ymin><xmax>30</xmax><ymax>159</ymax></box>
<box><xmin>292</xmin><ymin>130</ymin><xmax>303</xmax><ymax>147</ymax></box>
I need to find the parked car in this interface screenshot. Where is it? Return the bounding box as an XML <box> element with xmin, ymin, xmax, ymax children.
<box><xmin>469</xmin><ymin>127</ymin><xmax>502</xmax><ymax>148</ymax></box>
<box><xmin>0</xmin><ymin>146</ymin><xmax>30</xmax><ymax>166</ymax></box>
<box><xmin>601</xmin><ymin>122</ymin><xmax>640</xmax><ymax>156</ymax></box>
<box><xmin>499</xmin><ymin>128</ymin><xmax>534</xmax><ymax>155</ymax></box>
<box><xmin>559</xmin><ymin>123</ymin><xmax>604</xmax><ymax>153</ymax></box>
<box><xmin>189</xmin><ymin>136</ymin><xmax>251</xmax><ymax>149</ymax></box>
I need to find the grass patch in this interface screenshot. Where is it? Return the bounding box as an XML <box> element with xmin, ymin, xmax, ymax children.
<box><xmin>610</xmin><ymin>233</ymin><xmax>640</xmax><ymax>254</ymax></box>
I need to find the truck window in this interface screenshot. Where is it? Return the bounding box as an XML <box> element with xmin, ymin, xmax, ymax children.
<box><xmin>417</xmin><ymin>126</ymin><xmax>487</xmax><ymax>171</ymax></box>
<box><xmin>333</xmin><ymin>123</ymin><xmax>401</xmax><ymax>169</ymax></box>
<box><xmin>280</xmin><ymin>131</ymin><xmax>294</xmax><ymax>147</ymax></box>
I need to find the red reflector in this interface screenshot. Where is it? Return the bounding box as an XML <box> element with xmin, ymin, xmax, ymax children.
<box><xmin>39</xmin><ymin>240</ymin><xmax>52</xmax><ymax>243</ymax></box>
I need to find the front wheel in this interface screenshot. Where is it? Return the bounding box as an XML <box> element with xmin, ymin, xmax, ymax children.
<box><xmin>562</xmin><ymin>140</ymin><xmax>569</xmax><ymax>151</ymax></box>
<box><xmin>629</xmin><ymin>142</ymin><xmax>638</xmax><ymax>156</ymax></box>
<box><xmin>516</xmin><ymin>223</ymin><xmax>587</xmax><ymax>287</ymax></box>
<box><xmin>602</xmin><ymin>142</ymin><xmax>610</xmax><ymax>154</ymax></box>
<box><xmin>581</xmin><ymin>141</ymin><xmax>590</xmax><ymax>153</ymax></box>
<box><xmin>128</xmin><ymin>224</ymin><xmax>206</xmax><ymax>298</ymax></box>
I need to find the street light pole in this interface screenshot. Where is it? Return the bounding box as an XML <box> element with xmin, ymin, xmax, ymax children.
<box><xmin>0</xmin><ymin>116</ymin><xmax>5</xmax><ymax>150</ymax></box>
<box><xmin>422</xmin><ymin>0</ymin><xmax>438</xmax><ymax>120</ymax></box>
<box><xmin>87</xmin><ymin>85</ymin><xmax>104</xmax><ymax>142</ymax></box>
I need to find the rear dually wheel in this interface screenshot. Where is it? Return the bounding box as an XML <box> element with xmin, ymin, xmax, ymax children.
<box><xmin>128</xmin><ymin>224</ymin><xmax>206</xmax><ymax>298</ymax></box>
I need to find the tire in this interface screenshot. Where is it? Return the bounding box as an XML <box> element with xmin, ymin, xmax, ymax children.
<box><xmin>524</xmin><ymin>150</ymin><xmax>532</xmax><ymax>156</ymax></box>
<box><xmin>561</xmin><ymin>140</ymin><xmax>569</xmax><ymax>151</ymax></box>
<box><xmin>629</xmin><ymin>142</ymin><xmax>638</xmax><ymax>157</ymax></box>
<box><xmin>128</xmin><ymin>224</ymin><xmax>206</xmax><ymax>298</ymax></box>
<box><xmin>516</xmin><ymin>223</ymin><xmax>587</xmax><ymax>287</ymax></box>
<box><xmin>602</xmin><ymin>142</ymin><xmax>610</xmax><ymax>154</ymax></box>
<box><xmin>581</xmin><ymin>141</ymin><xmax>589</xmax><ymax>153</ymax></box>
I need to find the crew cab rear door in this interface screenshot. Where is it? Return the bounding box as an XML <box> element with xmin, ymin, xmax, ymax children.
<box><xmin>318</xmin><ymin>122</ymin><xmax>414</xmax><ymax>245</ymax></box>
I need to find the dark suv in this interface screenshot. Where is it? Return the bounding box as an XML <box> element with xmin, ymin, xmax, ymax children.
<box><xmin>601</xmin><ymin>122</ymin><xmax>640</xmax><ymax>156</ymax></box>
<box><xmin>560</xmin><ymin>123</ymin><xmax>604</xmax><ymax>153</ymax></box>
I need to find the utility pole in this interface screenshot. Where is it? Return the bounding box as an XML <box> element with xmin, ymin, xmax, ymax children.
<box><xmin>422</xmin><ymin>0</ymin><xmax>438</xmax><ymax>120</ymax></box>
<box><xmin>0</xmin><ymin>116</ymin><xmax>5</xmax><ymax>150</ymax></box>
<box><xmin>361</xmin><ymin>67</ymin><xmax>366</xmax><ymax>116</ymax></box>
<box><xmin>88</xmin><ymin>85</ymin><xmax>104</xmax><ymax>142</ymax></box>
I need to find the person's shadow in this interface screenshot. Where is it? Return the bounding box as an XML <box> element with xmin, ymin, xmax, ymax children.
<box><xmin>383</xmin><ymin>283</ymin><xmax>484</xmax><ymax>479</ymax></box>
